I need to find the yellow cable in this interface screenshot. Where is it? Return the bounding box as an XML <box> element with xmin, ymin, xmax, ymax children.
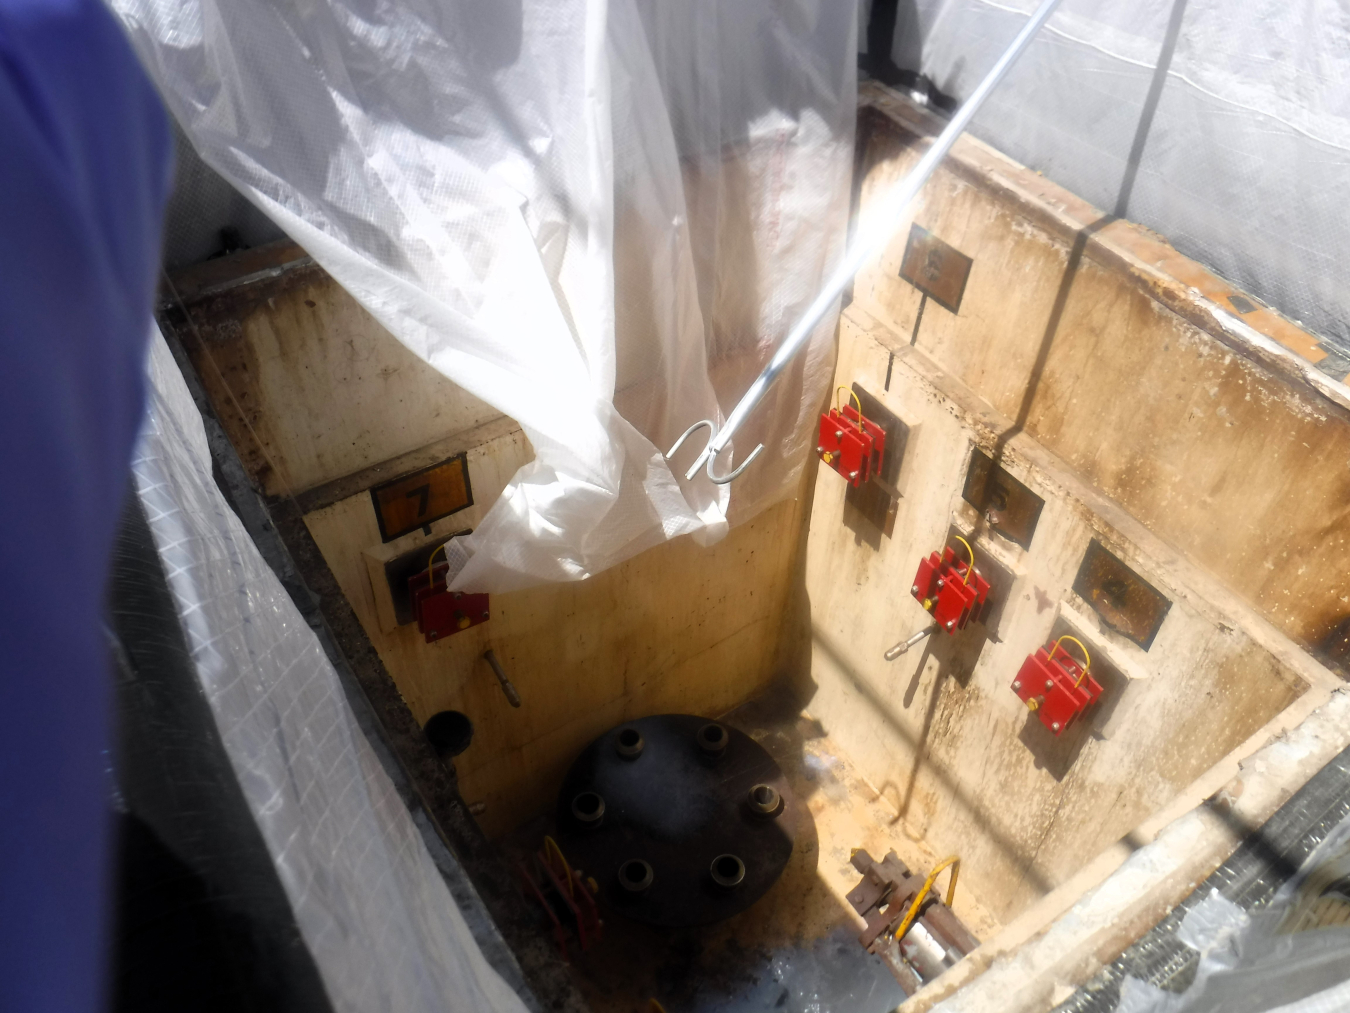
<box><xmin>1050</xmin><ymin>634</ymin><xmax>1091</xmax><ymax>688</ymax></box>
<box><xmin>543</xmin><ymin>836</ymin><xmax>574</xmax><ymax>899</ymax></box>
<box><xmin>894</xmin><ymin>856</ymin><xmax>961</xmax><ymax>945</ymax></box>
<box><xmin>649</xmin><ymin>1001</ymin><xmax>668</xmax><ymax>1013</ymax></box>
<box><xmin>425</xmin><ymin>542</ymin><xmax>447</xmax><ymax>592</ymax></box>
<box><xmin>835</xmin><ymin>385</ymin><xmax>865</xmax><ymax>433</ymax></box>
<box><xmin>950</xmin><ymin>534</ymin><xmax>975</xmax><ymax>587</ymax></box>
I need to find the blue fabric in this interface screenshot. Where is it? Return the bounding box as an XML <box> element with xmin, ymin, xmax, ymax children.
<box><xmin>0</xmin><ymin>1</ymin><xmax>170</xmax><ymax>1010</ymax></box>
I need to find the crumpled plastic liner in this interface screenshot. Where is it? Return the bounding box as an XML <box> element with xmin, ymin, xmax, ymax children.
<box><xmin>131</xmin><ymin>328</ymin><xmax>530</xmax><ymax>1013</ymax></box>
<box><xmin>111</xmin><ymin>0</ymin><xmax>857</xmax><ymax>593</ymax></box>
<box><xmin>1114</xmin><ymin>810</ymin><xmax>1350</xmax><ymax>1013</ymax></box>
<box><xmin>889</xmin><ymin>0</ymin><xmax>1350</xmax><ymax>367</ymax></box>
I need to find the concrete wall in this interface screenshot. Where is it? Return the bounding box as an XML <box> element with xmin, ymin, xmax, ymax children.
<box><xmin>793</xmin><ymin>90</ymin><xmax>1349</xmax><ymax>926</ymax></box>
<box><xmin>164</xmin><ymin>244</ymin><xmax>811</xmax><ymax>839</ymax></box>
<box><xmin>803</xmin><ymin>309</ymin><xmax>1317</xmax><ymax>924</ymax></box>
<box><xmin>849</xmin><ymin>87</ymin><xmax>1350</xmax><ymax>655</ymax></box>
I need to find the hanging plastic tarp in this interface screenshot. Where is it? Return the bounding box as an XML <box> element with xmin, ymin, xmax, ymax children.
<box><xmin>132</xmin><ymin>327</ymin><xmax>532</xmax><ymax>1013</ymax></box>
<box><xmin>879</xmin><ymin>0</ymin><xmax>1350</xmax><ymax>376</ymax></box>
<box><xmin>111</xmin><ymin>0</ymin><xmax>857</xmax><ymax>592</ymax></box>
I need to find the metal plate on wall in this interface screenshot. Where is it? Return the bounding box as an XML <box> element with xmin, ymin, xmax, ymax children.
<box><xmin>962</xmin><ymin>448</ymin><xmax>1045</xmax><ymax>550</ymax></box>
<box><xmin>843</xmin><ymin>383</ymin><xmax>907</xmax><ymax>541</ymax></box>
<box><xmin>899</xmin><ymin>223</ymin><xmax>973</xmax><ymax>314</ymax></box>
<box><xmin>1073</xmin><ymin>540</ymin><xmax>1172</xmax><ymax>650</ymax></box>
<box><xmin>555</xmin><ymin>714</ymin><xmax>798</xmax><ymax>927</ymax></box>
<box><xmin>852</xmin><ymin>383</ymin><xmax>908</xmax><ymax>492</ymax></box>
<box><xmin>369</xmin><ymin>453</ymin><xmax>472</xmax><ymax>542</ymax></box>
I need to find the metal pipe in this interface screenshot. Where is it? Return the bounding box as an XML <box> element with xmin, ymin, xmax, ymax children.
<box><xmin>885</xmin><ymin>624</ymin><xmax>935</xmax><ymax>660</ymax></box>
<box><xmin>668</xmin><ymin>0</ymin><xmax>1065</xmax><ymax>484</ymax></box>
<box><xmin>483</xmin><ymin>649</ymin><xmax>522</xmax><ymax>707</ymax></box>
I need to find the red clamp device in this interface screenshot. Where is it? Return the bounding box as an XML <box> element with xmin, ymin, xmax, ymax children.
<box><xmin>911</xmin><ymin>535</ymin><xmax>990</xmax><ymax>634</ymax></box>
<box><xmin>1011</xmin><ymin>635</ymin><xmax>1103</xmax><ymax>736</ymax></box>
<box><xmin>409</xmin><ymin>545</ymin><xmax>489</xmax><ymax>644</ymax></box>
<box><xmin>818</xmin><ymin>386</ymin><xmax>886</xmax><ymax>487</ymax></box>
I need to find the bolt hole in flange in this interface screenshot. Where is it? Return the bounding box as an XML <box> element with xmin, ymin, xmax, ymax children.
<box><xmin>615</xmin><ymin>726</ymin><xmax>644</xmax><ymax>759</ymax></box>
<box><xmin>710</xmin><ymin>854</ymin><xmax>746</xmax><ymax>889</ymax></box>
<box><xmin>619</xmin><ymin>858</ymin><xmax>654</xmax><ymax>893</ymax></box>
<box><xmin>747</xmin><ymin>783</ymin><xmax>782</xmax><ymax>817</ymax></box>
<box><xmin>572</xmin><ymin>791</ymin><xmax>605</xmax><ymax>826</ymax></box>
<box><xmin>697</xmin><ymin>722</ymin><xmax>728</xmax><ymax>756</ymax></box>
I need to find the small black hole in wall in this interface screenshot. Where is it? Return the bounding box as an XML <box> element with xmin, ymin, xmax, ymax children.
<box><xmin>424</xmin><ymin>710</ymin><xmax>474</xmax><ymax>758</ymax></box>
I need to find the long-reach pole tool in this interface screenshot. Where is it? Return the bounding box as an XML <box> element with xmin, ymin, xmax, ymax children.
<box><xmin>666</xmin><ymin>0</ymin><xmax>1064</xmax><ymax>484</ymax></box>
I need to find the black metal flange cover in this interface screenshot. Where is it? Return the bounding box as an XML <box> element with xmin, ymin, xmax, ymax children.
<box><xmin>555</xmin><ymin>714</ymin><xmax>797</xmax><ymax>927</ymax></box>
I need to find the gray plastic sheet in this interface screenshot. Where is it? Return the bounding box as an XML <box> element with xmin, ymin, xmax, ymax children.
<box><xmin>131</xmin><ymin>328</ymin><xmax>530</xmax><ymax>1013</ymax></box>
<box><xmin>1114</xmin><ymin>811</ymin><xmax>1350</xmax><ymax>1013</ymax></box>
<box><xmin>882</xmin><ymin>0</ymin><xmax>1350</xmax><ymax>372</ymax></box>
<box><xmin>111</xmin><ymin>0</ymin><xmax>857</xmax><ymax>592</ymax></box>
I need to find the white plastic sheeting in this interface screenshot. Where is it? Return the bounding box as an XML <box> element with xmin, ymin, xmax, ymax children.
<box><xmin>1114</xmin><ymin>809</ymin><xmax>1350</xmax><ymax>1013</ymax></box>
<box><xmin>883</xmin><ymin>0</ymin><xmax>1350</xmax><ymax>371</ymax></box>
<box><xmin>132</xmin><ymin>327</ymin><xmax>530</xmax><ymax>1013</ymax></box>
<box><xmin>112</xmin><ymin>0</ymin><xmax>857</xmax><ymax>592</ymax></box>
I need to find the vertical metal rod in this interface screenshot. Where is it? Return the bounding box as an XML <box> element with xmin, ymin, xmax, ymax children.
<box><xmin>909</xmin><ymin>292</ymin><xmax>928</xmax><ymax>347</ymax></box>
<box><xmin>483</xmin><ymin>649</ymin><xmax>522</xmax><ymax>707</ymax></box>
<box><xmin>680</xmin><ymin>0</ymin><xmax>1064</xmax><ymax>480</ymax></box>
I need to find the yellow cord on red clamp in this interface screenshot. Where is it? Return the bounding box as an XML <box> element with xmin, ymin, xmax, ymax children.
<box><xmin>542</xmin><ymin>835</ymin><xmax>574</xmax><ymax>900</ymax></box>
<box><xmin>425</xmin><ymin>542</ymin><xmax>447</xmax><ymax>592</ymax></box>
<box><xmin>835</xmin><ymin>385</ymin><xmax>865</xmax><ymax>434</ymax></box>
<box><xmin>893</xmin><ymin>855</ymin><xmax>961</xmax><ymax>945</ymax></box>
<box><xmin>950</xmin><ymin>534</ymin><xmax>975</xmax><ymax>587</ymax></box>
<box><xmin>1049</xmin><ymin>634</ymin><xmax>1091</xmax><ymax>688</ymax></box>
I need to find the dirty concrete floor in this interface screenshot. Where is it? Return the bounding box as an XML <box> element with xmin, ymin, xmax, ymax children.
<box><xmin>504</xmin><ymin>690</ymin><xmax>1001</xmax><ymax>1013</ymax></box>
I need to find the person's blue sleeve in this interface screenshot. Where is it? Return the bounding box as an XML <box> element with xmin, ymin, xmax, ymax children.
<box><xmin>0</xmin><ymin>0</ymin><xmax>171</xmax><ymax>1010</ymax></box>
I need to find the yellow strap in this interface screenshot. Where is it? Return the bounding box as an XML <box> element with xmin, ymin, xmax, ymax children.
<box><xmin>425</xmin><ymin>542</ymin><xmax>447</xmax><ymax>592</ymax></box>
<box><xmin>543</xmin><ymin>835</ymin><xmax>574</xmax><ymax>899</ymax></box>
<box><xmin>835</xmin><ymin>385</ymin><xmax>865</xmax><ymax>433</ymax></box>
<box><xmin>1049</xmin><ymin>634</ymin><xmax>1091</xmax><ymax>687</ymax></box>
<box><xmin>894</xmin><ymin>856</ymin><xmax>961</xmax><ymax>944</ymax></box>
<box><xmin>950</xmin><ymin>534</ymin><xmax>975</xmax><ymax>587</ymax></box>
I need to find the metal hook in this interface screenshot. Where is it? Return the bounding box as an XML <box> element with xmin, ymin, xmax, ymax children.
<box><xmin>666</xmin><ymin>419</ymin><xmax>716</xmax><ymax>481</ymax></box>
<box><xmin>706</xmin><ymin>441</ymin><xmax>764</xmax><ymax>485</ymax></box>
<box><xmin>665</xmin><ymin>420</ymin><xmax>764</xmax><ymax>485</ymax></box>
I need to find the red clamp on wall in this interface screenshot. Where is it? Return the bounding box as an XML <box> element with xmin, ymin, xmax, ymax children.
<box><xmin>818</xmin><ymin>386</ymin><xmax>886</xmax><ymax>487</ymax></box>
<box><xmin>409</xmin><ymin>545</ymin><xmax>489</xmax><ymax>643</ymax></box>
<box><xmin>1011</xmin><ymin>635</ymin><xmax>1102</xmax><ymax>736</ymax></box>
<box><xmin>911</xmin><ymin>535</ymin><xmax>990</xmax><ymax>634</ymax></box>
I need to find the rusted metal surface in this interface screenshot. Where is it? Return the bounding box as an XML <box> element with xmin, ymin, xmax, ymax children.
<box><xmin>1073</xmin><ymin>539</ymin><xmax>1172</xmax><ymax>650</ymax></box>
<box><xmin>845</xmin><ymin>848</ymin><xmax>980</xmax><ymax>990</ymax></box>
<box><xmin>962</xmin><ymin>448</ymin><xmax>1045</xmax><ymax>551</ymax></box>
<box><xmin>899</xmin><ymin>223</ymin><xmax>973</xmax><ymax>315</ymax></box>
